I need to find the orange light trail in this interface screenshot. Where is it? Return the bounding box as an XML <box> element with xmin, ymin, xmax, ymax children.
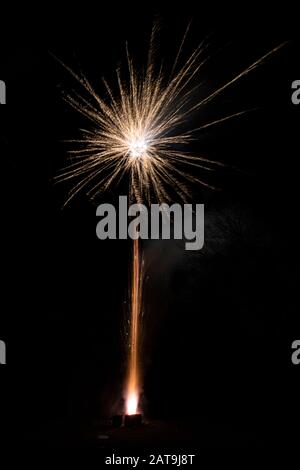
<box><xmin>126</xmin><ymin>236</ymin><xmax>142</xmax><ymax>415</ymax></box>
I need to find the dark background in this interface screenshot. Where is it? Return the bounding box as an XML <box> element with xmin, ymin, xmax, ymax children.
<box><xmin>0</xmin><ymin>5</ymin><xmax>299</xmax><ymax>456</ymax></box>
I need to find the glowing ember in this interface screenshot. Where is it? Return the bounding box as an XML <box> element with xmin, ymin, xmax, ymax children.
<box><xmin>126</xmin><ymin>392</ymin><xmax>138</xmax><ymax>415</ymax></box>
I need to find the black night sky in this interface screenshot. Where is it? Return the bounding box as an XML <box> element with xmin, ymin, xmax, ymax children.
<box><xmin>0</xmin><ymin>5</ymin><xmax>300</xmax><ymax>459</ymax></box>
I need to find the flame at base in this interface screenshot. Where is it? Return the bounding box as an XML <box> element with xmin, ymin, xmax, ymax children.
<box><xmin>126</xmin><ymin>391</ymin><xmax>138</xmax><ymax>415</ymax></box>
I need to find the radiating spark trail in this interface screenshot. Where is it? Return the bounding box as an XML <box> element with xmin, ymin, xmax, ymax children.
<box><xmin>189</xmin><ymin>42</ymin><xmax>288</xmax><ymax>114</ymax></box>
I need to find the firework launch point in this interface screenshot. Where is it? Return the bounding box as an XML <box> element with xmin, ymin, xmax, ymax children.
<box><xmin>124</xmin><ymin>413</ymin><xmax>143</xmax><ymax>427</ymax></box>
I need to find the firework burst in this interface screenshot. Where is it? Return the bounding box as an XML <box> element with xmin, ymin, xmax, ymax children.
<box><xmin>55</xmin><ymin>29</ymin><xmax>285</xmax><ymax>207</ymax></box>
